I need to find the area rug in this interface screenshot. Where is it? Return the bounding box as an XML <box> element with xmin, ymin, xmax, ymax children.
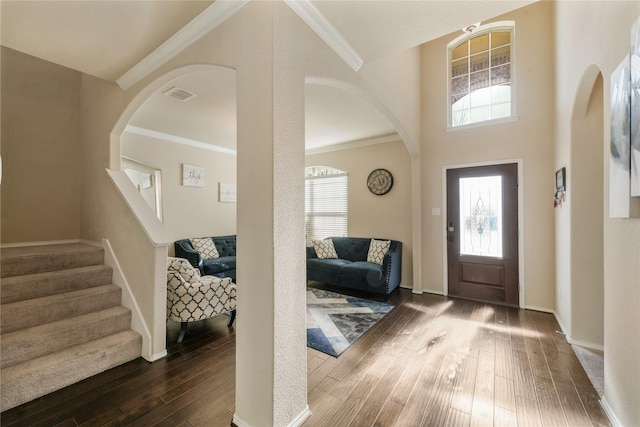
<box><xmin>306</xmin><ymin>288</ymin><xmax>394</xmax><ymax>357</ymax></box>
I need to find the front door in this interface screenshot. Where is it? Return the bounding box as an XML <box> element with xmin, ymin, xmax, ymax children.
<box><xmin>446</xmin><ymin>163</ymin><xmax>519</xmax><ymax>306</ymax></box>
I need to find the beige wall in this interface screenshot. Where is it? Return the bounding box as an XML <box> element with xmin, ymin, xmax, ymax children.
<box><xmin>1</xmin><ymin>47</ymin><xmax>82</xmax><ymax>244</ymax></box>
<box><xmin>420</xmin><ymin>2</ymin><xmax>556</xmax><ymax>309</ymax></box>
<box><xmin>306</xmin><ymin>140</ymin><xmax>414</xmax><ymax>287</ymax></box>
<box><xmin>554</xmin><ymin>2</ymin><xmax>640</xmax><ymax>425</ymax></box>
<box><xmin>122</xmin><ymin>133</ymin><xmax>237</xmax><ymax>244</ymax></box>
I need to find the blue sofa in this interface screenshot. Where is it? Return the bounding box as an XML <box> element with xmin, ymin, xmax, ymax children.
<box><xmin>306</xmin><ymin>236</ymin><xmax>402</xmax><ymax>296</ymax></box>
<box><xmin>174</xmin><ymin>235</ymin><xmax>236</xmax><ymax>281</ymax></box>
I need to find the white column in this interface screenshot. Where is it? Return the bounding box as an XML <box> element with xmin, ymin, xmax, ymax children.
<box><xmin>234</xmin><ymin>3</ymin><xmax>308</xmax><ymax>426</ymax></box>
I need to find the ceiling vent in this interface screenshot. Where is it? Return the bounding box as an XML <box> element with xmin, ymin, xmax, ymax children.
<box><xmin>163</xmin><ymin>86</ymin><xmax>196</xmax><ymax>102</ymax></box>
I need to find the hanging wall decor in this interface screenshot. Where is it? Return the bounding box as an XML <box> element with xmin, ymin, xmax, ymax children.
<box><xmin>631</xmin><ymin>17</ymin><xmax>640</xmax><ymax>196</ymax></box>
<box><xmin>182</xmin><ymin>164</ymin><xmax>204</xmax><ymax>187</ymax></box>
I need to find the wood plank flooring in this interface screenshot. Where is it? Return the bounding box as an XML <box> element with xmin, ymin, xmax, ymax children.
<box><xmin>0</xmin><ymin>286</ymin><xmax>609</xmax><ymax>427</ymax></box>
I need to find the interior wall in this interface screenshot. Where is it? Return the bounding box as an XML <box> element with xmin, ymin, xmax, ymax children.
<box><xmin>420</xmin><ymin>1</ymin><xmax>556</xmax><ymax>309</ymax></box>
<box><xmin>306</xmin><ymin>140</ymin><xmax>413</xmax><ymax>287</ymax></box>
<box><xmin>570</xmin><ymin>74</ymin><xmax>604</xmax><ymax>348</ymax></box>
<box><xmin>1</xmin><ymin>47</ymin><xmax>82</xmax><ymax>244</ymax></box>
<box><xmin>554</xmin><ymin>2</ymin><xmax>640</xmax><ymax>425</ymax></box>
<box><xmin>122</xmin><ymin>133</ymin><xmax>237</xmax><ymax>246</ymax></box>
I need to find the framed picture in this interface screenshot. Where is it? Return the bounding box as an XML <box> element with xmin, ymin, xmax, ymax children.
<box><xmin>219</xmin><ymin>182</ymin><xmax>237</xmax><ymax>203</ymax></box>
<box><xmin>182</xmin><ymin>164</ymin><xmax>204</xmax><ymax>187</ymax></box>
<box><xmin>556</xmin><ymin>167</ymin><xmax>566</xmax><ymax>191</ymax></box>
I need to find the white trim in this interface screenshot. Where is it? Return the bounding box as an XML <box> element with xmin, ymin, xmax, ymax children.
<box><xmin>0</xmin><ymin>239</ymin><xmax>82</xmax><ymax>248</ymax></box>
<box><xmin>233</xmin><ymin>406</ymin><xmax>310</xmax><ymax>427</ymax></box>
<box><xmin>525</xmin><ymin>305</ymin><xmax>555</xmax><ymax>314</ymax></box>
<box><xmin>305</xmin><ymin>133</ymin><xmax>400</xmax><ymax>155</ymax></box>
<box><xmin>569</xmin><ymin>339</ymin><xmax>605</xmax><ymax>353</ymax></box>
<box><xmin>117</xmin><ymin>0</ymin><xmax>250</xmax><ymax>90</ymax></box>
<box><xmin>285</xmin><ymin>0</ymin><xmax>363</xmax><ymax>72</ymax></box>
<box><xmin>600</xmin><ymin>397</ymin><xmax>622</xmax><ymax>427</ymax></box>
<box><xmin>553</xmin><ymin>311</ymin><xmax>605</xmax><ymax>352</ymax></box>
<box><xmin>446</xmin><ymin>115</ymin><xmax>519</xmax><ymax>132</ymax></box>
<box><xmin>146</xmin><ymin>350</ymin><xmax>168</xmax><ymax>363</ymax></box>
<box><xmin>106</xmin><ymin>169</ymin><xmax>173</xmax><ymax>247</ymax></box>
<box><xmin>442</xmin><ymin>159</ymin><xmax>525</xmax><ymax>308</ymax></box>
<box><xmin>125</xmin><ymin>125</ymin><xmax>237</xmax><ymax>156</ymax></box>
<box><xmin>287</xmin><ymin>406</ymin><xmax>311</xmax><ymax>427</ymax></box>
<box><xmin>446</xmin><ymin>21</ymin><xmax>516</xmax><ymax>129</ymax></box>
<box><xmin>102</xmin><ymin>239</ymin><xmax>157</xmax><ymax>362</ymax></box>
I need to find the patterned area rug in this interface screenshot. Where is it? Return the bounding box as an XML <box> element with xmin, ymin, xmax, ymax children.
<box><xmin>306</xmin><ymin>288</ymin><xmax>394</xmax><ymax>357</ymax></box>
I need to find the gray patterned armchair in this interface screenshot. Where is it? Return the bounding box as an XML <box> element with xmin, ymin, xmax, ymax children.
<box><xmin>166</xmin><ymin>257</ymin><xmax>237</xmax><ymax>342</ymax></box>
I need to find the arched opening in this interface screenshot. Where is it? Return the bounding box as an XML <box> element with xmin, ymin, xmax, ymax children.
<box><xmin>569</xmin><ymin>66</ymin><xmax>604</xmax><ymax>394</ymax></box>
<box><xmin>304</xmin><ymin>79</ymin><xmax>419</xmax><ymax>292</ymax></box>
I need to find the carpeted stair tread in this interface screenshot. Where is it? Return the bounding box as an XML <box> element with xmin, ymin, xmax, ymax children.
<box><xmin>1</xmin><ymin>243</ymin><xmax>104</xmax><ymax>278</ymax></box>
<box><xmin>1</xmin><ymin>306</ymin><xmax>133</xmax><ymax>369</ymax></box>
<box><xmin>1</xmin><ymin>265</ymin><xmax>113</xmax><ymax>304</ymax></box>
<box><xmin>0</xmin><ymin>330</ymin><xmax>142</xmax><ymax>412</ymax></box>
<box><xmin>0</xmin><ymin>284</ymin><xmax>122</xmax><ymax>334</ymax></box>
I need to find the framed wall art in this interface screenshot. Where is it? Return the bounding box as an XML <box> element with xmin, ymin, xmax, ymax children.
<box><xmin>182</xmin><ymin>164</ymin><xmax>204</xmax><ymax>187</ymax></box>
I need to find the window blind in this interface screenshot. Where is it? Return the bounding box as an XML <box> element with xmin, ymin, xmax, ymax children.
<box><xmin>305</xmin><ymin>173</ymin><xmax>348</xmax><ymax>244</ymax></box>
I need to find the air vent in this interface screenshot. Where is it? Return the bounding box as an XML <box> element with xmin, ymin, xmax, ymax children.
<box><xmin>163</xmin><ymin>86</ymin><xmax>196</xmax><ymax>102</ymax></box>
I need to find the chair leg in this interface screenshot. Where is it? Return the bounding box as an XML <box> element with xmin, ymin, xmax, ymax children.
<box><xmin>177</xmin><ymin>322</ymin><xmax>188</xmax><ymax>343</ymax></box>
<box><xmin>227</xmin><ymin>310</ymin><xmax>236</xmax><ymax>327</ymax></box>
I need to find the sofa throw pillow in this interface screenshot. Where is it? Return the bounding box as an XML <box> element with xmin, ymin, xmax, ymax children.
<box><xmin>190</xmin><ymin>237</ymin><xmax>220</xmax><ymax>260</ymax></box>
<box><xmin>313</xmin><ymin>239</ymin><xmax>338</xmax><ymax>259</ymax></box>
<box><xmin>367</xmin><ymin>239</ymin><xmax>391</xmax><ymax>265</ymax></box>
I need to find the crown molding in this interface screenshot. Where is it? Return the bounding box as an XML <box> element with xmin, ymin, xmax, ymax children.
<box><xmin>284</xmin><ymin>0</ymin><xmax>363</xmax><ymax>72</ymax></box>
<box><xmin>305</xmin><ymin>133</ymin><xmax>400</xmax><ymax>155</ymax></box>
<box><xmin>125</xmin><ymin>125</ymin><xmax>237</xmax><ymax>156</ymax></box>
<box><xmin>117</xmin><ymin>0</ymin><xmax>251</xmax><ymax>91</ymax></box>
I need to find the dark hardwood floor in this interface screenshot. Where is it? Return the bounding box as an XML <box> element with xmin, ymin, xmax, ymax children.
<box><xmin>1</xmin><ymin>286</ymin><xmax>610</xmax><ymax>427</ymax></box>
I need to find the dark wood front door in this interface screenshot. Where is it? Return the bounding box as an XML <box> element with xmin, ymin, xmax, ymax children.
<box><xmin>447</xmin><ymin>163</ymin><xmax>519</xmax><ymax>306</ymax></box>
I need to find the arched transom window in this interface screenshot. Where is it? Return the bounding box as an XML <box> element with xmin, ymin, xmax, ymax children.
<box><xmin>448</xmin><ymin>21</ymin><xmax>515</xmax><ymax>128</ymax></box>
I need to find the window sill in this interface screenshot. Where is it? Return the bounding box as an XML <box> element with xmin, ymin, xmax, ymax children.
<box><xmin>446</xmin><ymin>115</ymin><xmax>519</xmax><ymax>132</ymax></box>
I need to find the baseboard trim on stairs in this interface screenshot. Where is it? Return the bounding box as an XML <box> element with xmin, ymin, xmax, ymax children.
<box><xmin>103</xmin><ymin>239</ymin><xmax>157</xmax><ymax>362</ymax></box>
<box><xmin>1</xmin><ymin>239</ymin><xmax>81</xmax><ymax>249</ymax></box>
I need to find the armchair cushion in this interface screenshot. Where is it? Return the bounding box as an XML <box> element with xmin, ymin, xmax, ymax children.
<box><xmin>167</xmin><ymin>257</ymin><xmax>201</xmax><ymax>284</ymax></box>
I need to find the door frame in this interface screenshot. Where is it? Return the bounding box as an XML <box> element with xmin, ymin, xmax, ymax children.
<box><xmin>441</xmin><ymin>158</ymin><xmax>525</xmax><ymax>308</ymax></box>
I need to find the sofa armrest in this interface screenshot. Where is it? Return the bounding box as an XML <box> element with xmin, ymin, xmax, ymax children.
<box><xmin>174</xmin><ymin>240</ymin><xmax>203</xmax><ymax>272</ymax></box>
<box><xmin>382</xmin><ymin>241</ymin><xmax>402</xmax><ymax>293</ymax></box>
<box><xmin>306</xmin><ymin>246</ymin><xmax>317</xmax><ymax>259</ymax></box>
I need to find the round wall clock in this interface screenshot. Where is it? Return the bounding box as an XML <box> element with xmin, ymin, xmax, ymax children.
<box><xmin>367</xmin><ymin>168</ymin><xmax>394</xmax><ymax>195</ymax></box>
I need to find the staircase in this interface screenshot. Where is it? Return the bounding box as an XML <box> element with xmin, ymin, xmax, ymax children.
<box><xmin>0</xmin><ymin>242</ymin><xmax>142</xmax><ymax>412</ymax></box>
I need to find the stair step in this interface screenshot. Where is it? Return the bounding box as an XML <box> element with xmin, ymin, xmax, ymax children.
<box><xmin>1</xmin><ymin>306</ymin><xmax>133</xmax><ymax>369</ymax></box>
<box><xmin>0</xmin><ymin>285</ymin><xmax>122</xmax><ymax>334</ymax></box>
<box><xmin>1</xmin><ymin>243</ymin><xmax>104</xmax><ymax>278</ymax></box>
<box><xmin>1</xmin><ymin>265</ymin><xmax>113</xmax><ymax>304</ymax></box>
<box><xmin>0</xmin><ymin>330</ymin><xmax>142</xmax><ymax>412</ymax></box>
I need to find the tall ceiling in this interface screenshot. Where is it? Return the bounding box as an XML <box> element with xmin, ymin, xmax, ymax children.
<box><xmin>1</xmin><ymin>0</ymin><xmax>535</xmax><ymax>151</ymax></box>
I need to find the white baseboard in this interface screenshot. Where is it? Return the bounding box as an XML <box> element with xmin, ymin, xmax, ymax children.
<box><xmin>551</xmin><ymin>311</ymin><xmax>604</xmax><ymax>352</ymax></box>
<box><xmin>147</xmin><ymin>350</ymin><xmax>168</xmax><ymax>362</ymax></box>
<box><xmin>102</xmin><ymin>239</ymin><xmax>155</xmax><ymax>362</ymax></box>
<box><xmin>600</xmin><ymin>397</ymin><xmax>622</xmax><ymax>427</ymax></box>
<box><xmin>1</xmin><ymin>239</ymin><xmax>81</xmax><ymax>248</ymax></box>
<box><xmin>525</xmin><ymin>304</ymin><xmax>555</xmax><ymax>313</ymax></box>
<box><xmin>233</xmin><ymin>406</ymin><xmax>311</xmax><ymax>427</ymax></box>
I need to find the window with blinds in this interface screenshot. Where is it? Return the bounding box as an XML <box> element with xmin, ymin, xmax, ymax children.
<box><xmin>305</xmin><ymin>167</ymin><xmax>348</xmax><ymax>245</ymax></box>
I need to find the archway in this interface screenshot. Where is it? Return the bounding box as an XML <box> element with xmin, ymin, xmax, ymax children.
<box><xmin>570</xmin><ymin>66</ymin><xmax>604</xmax><ymax>352</ymax></box>
<box><xmin>304</xmin><ymin>78</ymin><xmax>422</xmax><ymax>293</ymax></box>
